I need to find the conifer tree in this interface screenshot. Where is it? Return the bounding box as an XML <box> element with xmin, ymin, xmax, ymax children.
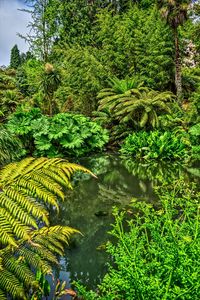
<box><xmin>10</xmin><ymin>45</ymin><xmax>21</xmax><ymax>69</ymax></box>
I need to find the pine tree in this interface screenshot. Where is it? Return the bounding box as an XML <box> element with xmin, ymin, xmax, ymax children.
<box><xmin>10</xmin><ymin>45</ymin><xmax>21</xmax><ymax>69</ymax></box>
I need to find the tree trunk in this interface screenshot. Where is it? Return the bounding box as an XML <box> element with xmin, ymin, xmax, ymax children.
<box><xmin>174</xmin><ymin>28</ymin><xmax>182</xmax><ymax>102</ymax></box>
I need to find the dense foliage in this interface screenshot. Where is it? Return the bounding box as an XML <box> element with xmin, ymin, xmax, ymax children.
<box><xmin>7</xmin><ymin>109</ymin><xmax>109</xmax><ymax>157</ymax></box>
<box><xmin>76</xmin><ymin>181</ymin><xmax>200</xmax><ymax>299</ymax></box>
<box><xmin>97</xmin><ymin>85</ymin><xmax>174</xmax><ymax>129</ymax></box>
<box><xmin>0</xmin><ymin>127</ymin><xmax>25</xmax><ymax>165</ymax></box>
<box><xmin>120</xmin><ymin>130</ymin><xmax>191</xmax><ymax>160</ymax></box>
<box><xmin>0</xmin><ymin>0</ymin><xmax>199</xmax><ymax>298</ymax></box>
<box><xmin>0</xmin><ymin>69</ymin><xmax>22</xmax><ymax>120</ymax></box>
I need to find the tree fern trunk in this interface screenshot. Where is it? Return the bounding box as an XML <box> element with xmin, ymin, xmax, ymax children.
<box><xmin>174</xmin><ymin>28</ymin><xmax>182</xmax><ymax>102</ymax></box>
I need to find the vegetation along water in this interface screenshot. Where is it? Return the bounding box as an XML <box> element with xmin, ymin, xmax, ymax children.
<box><xmin>0</xmin><ymin>0</ymin><xmax>200</xmax><ymax>299</ymax></box>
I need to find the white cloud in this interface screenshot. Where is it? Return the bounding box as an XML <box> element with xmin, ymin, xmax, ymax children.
<box><xmin>0</xmin><ymin>0</ymin><xmax>31</xmax><ymax>66</ymax></box>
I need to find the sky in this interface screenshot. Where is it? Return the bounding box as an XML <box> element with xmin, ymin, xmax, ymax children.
<box><xmin>0</xmin><ymin>0</ymin><xmax>31</xmax><ymax>66</ymax></box>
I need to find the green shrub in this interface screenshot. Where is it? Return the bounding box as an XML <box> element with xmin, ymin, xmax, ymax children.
<box><xmin>189</xmin><ymin>123</ymin><xmax>200</xmax><ymax>138</ymax></box>
<box><xmin>7</xmin><ymin>109</ymin><xmax>109</xmax><ymax>157</ymax></box>
<box><xmin>186</xmin><ymin>92</ymin><xmax>200</xmax><ymax>125</ymax></box>
<box><xmin>120</xmin><ymin>130</ymin><xmax>191</xmax><ymax>160</ymax></box>
<box><xmin>0</xmin><ymin>126</ymin><xmax>25</xmax><ymax>165</ymax></box>
<box><xmin>76</xmin><ymin>181</ymin><xmax>200</xmax><ymax>299</ymax></box>
<box><xmin>188</xmin><ymin>123</ymin><xmax>200</xmax><ymax>159</ymax></box>
<box><xmin>54</xmin><ymin>46</ymin><xmax>108</xmax><ymax>114</ymax></box>
<box><xmin>97</xmin><ymin>86</ymin><xmax>174</xmax><ymax>129</ymax></box>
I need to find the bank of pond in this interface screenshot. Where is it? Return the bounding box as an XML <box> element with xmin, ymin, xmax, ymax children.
<box><xmin>48</xmin><ymin>153</ymin><xmax>199</xmax><ymax>299</ymax></box>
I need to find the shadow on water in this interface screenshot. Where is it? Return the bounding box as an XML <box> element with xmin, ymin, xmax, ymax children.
<box><xmin>50</xmin><ymin>153</ymin><xmax>200</xmax><ymax>295</ymax></box>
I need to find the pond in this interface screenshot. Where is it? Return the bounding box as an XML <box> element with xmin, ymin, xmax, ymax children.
<box><xmin>50</xmin><ymin>153</ymin><xmax>200</xmax><ymax>294</ymax></box>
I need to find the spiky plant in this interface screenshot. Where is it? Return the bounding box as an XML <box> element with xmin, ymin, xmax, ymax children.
<box><xmin>109</xmin><ymin>77</ymin><xmax>144</xmax><ymax>94</ymax></box>
<box><xmin>98</xmin><ymin>88</ymin><xmax>174</xmax><ymax>128</ymax></box>
<box><xmin>97</xmin><ymin>78</ymin><xmax>146</xmax><ymax>114</ymax></box>
<box><xmin>40</xmin><ymin>63</ymin><xmax>61</xmax><ymax>116</ymax></box>
<box><xmin>0</xmin><ymin>157</ymin><xmax>94</xmax><ymax>299</ymax></box>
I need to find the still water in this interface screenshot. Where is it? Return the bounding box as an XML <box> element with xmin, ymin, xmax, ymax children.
<box><xmin>50</xmin><ymin>153</ymin><xmax>199</xmax><ymax>294</ymax></box>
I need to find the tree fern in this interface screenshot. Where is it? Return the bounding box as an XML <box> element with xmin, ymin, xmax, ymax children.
<box><xmin>0</xmin><ymin>157</ymin><xmax>94</xmax><ymax>299</ymax></box>
<box><xmin>97</xmin><ymin>77</ymin><xmax>146</xmax><ymax>112</ymax></box>
<box><xmin>98</xmin><ymin>88</ymin><xmax>174</xmax><ymax>129</ymax></box>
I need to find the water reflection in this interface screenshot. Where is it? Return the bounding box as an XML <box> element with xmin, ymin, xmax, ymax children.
<box><xmin>50</xmin><ymin>154</ymin><xmax>199</xmax><ymax>291</ymax></box>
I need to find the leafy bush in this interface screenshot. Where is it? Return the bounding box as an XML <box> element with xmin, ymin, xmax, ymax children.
<box><xmin>16</xmin><ymin>59</ymin><xmax>43</xmax><ymax>96</ymax></box>
<box><xmin>54</xmin><ymin>46</ymin><xmax>108</xmax><ymax>114</ymax></box>
<box><xmin>76</xmin><ymin>181</ymin><xmax>200</xmax><ymax>299</ymax></box>
<box><xmin>97</xmin><ymin>85</ymin><xmax>174</xmax><ymax>129</ymax></box>
<box><xmin>189</xmin><ymin>123</ymin><xmax>200</xmax><ymax>138</ymax></box>
<box><xmin>7</xmin><ymin>109</ymin><xmax>109</xmax><ymax>157</ymax></box>
<box><xmin>92</xmin><ymin>109</ymin><xmax>132</xmax><ymax>146</ymax></box>
<box><xmin>185</xmin><ymin>92</ymin><xmax>200</xmax><ymax>125</ymax></box>
<box><xmin>95</xmin><ymin>6</ymin><xmax>174</xmax><ymax>89</ymax></box>
<box><xmin>182</xmin><ymin>68</ymin><xmax>200</xmax><ymax>98</ymax></box>
<box><xmin>0</xmin><ymin>126</ymin><xmax>25</xmax><ymax>165</ymax></box>
<box><xmin>120</xmin><ymin>130</ymin><xmax>191</xmax><ymax>160</ymax></box>
<box><xmin>0</xmin><ymin>68</ymin><xmax>23</xmax><ymax>120</ymax></box>
<box><xmin>189</xmin><ymin>123</ymin><xmax>200</xmax><ymax>159</ymax></box>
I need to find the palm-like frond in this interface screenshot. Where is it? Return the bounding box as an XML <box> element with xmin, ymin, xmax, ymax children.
<box><xmin>98</xmin><ymin>87</ymin><xmax>174</xmax><ymax>128</ymax></box>
<box><xmin>97</xmin><ymin>77</ymin><xmax>146</xmax><ymax>111</ymax></box>
<box><xmin>0</xmin><ymin>157</ymin><xmax>93</xmax><ymax>246</ymax></box>
<box><xmin>0</xmin><ymin>289</ymin><xmax>7</xmax><ymax>300</ymax></box>
<box><xmin>0</xmin><ymin>157</ymin><xmax>94</xmax><ymax>299</ymax></box>
<box><xmin>0</xmin><ymin>269</ymin><xmax>26</xmax><ymax>300</ymax></box>
<box><xmin>0</xmin><ymin>225</ymin><xmax>79</xmax><ymax>299</ymax></box>
<box><xmin>109</xmin><ymin>77</ymin><xmax>144</xmax><ymax>94</ymax></box>
<box><xmin>157</xmin><ymin>0</ymin><xmax>190</xmax><ymax>28</ymax></box>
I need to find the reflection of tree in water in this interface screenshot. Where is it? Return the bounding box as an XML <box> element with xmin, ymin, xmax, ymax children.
<box><xmin>122</xmin><ymin>158</ymin><xmax>200</xmax><ymax>187</ymax></box>
<box><xmin>50</xmin><ymin>154</ymin><xmax>199</xmax><ymax>289</ymax></box>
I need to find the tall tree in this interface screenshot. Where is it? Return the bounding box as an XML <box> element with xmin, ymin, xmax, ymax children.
<box><xmin>20</xmin><ymin>0</ymin><xmax>58</xmax><ymax>61</ymax></box>
<box><xmin>157</xmin><ymin>0</ymin><xmax>191</xmax><ymax>100</ymax></box>
<box><xmin>94</xmin><ymin>5</ymin><xmax>173</xmax><ymax>89</ymax></box>
<box><xmin>10</xmin><ymin>44</ymin><xmax>21</xmax><ymax>69</ymax></box>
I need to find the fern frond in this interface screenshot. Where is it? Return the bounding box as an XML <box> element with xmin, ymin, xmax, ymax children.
<box><xmin>58</xmin><ymin>162</ymin><xmax>96</xmax><ymax>179</ymax></box>
<box><xmin>0</xmin><ymin>157</ymin><xmax>92</xmax><ymax>298</ymax></box>
<box><xmin>26</xmin><ymin>171</ymin><xmax>64</xmax><ymax>200</ymax></box>
<box><xmin>0</xmin><ymin>205</ymin><xmax>30</xmax><ymax>240</ymax></box>
<box><xmin>0</xmin><ymin>127</ymin><xmax>24</xmax><ymax>165</ymax></box>
<box><xmin>6</xmin><ymin>186</ymin><xmax>49</xmax><ymax>225</ymax></box>
<box><xmin>25</xmin><ymin>241</ymin><xmax>59</xmax><ymax>265</ymax></box>
<box><xmin>140</xmin><ymin>111</ymin><xmax>149</xmax><ymax>127</ymax></box>
<box><xmin>17</xmin><ymin>247</ymin><xmax>53</xmax><ymax>274</ymax></box>
<box><xmin>97</xmin><ymin>90</ymin><xmax>115</xmax><ymax>99</ymax></box>
<box><xmin>0</xmin><ymin>289</ymin><xmax>7</xmax><ymax>300</ymax></box>
<box><xmin>97</xmin><ymin>86</ymin><xmax>173</xmax><ymax>129</ymax></box>
<box><xmin>1</xmin><ymin>252</ymin><xmax>38</xmax><ymax>288</ymax></box>
<box><xmin>0</xmin><ymin>211</ymin><xmax>18</xmax><ymax>247</ymax></box>
<box><xmin>2</xmin><ymin>189</ymin><xmax>38</xmax><ymax>220</ymax></box>
<box><xmin>31</xmin><ymin>226</ymin><xmax>80</xmax><ymax>257</ymax></box>
<box><xmin>17</xmin><ymin>180</ymin><xmax>59</xmax><ymax>210</ymax></box>
<box><xmin>0</xmin><ymin>270</ymin><xmax>26</xmax><ymax>300</ymax></box>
